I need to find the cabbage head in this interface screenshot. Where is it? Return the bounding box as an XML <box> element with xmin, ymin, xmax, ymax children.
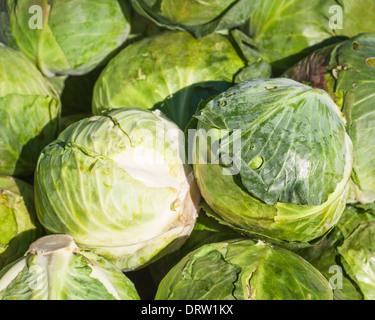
<box><xmin>130</xmin><ymin>0</ymin><xmax>254</xmax><ymax>37</ymax></box>
<box><xmin>0</xmin><ymin>235</ymin><xmax>140</xmax><ymax>300</ymax></box>
<box><xmin>155</xmin><ymin>239</ymin><xmax>333</xmax><ymax>300</ymax></box>
<box><xmin>191</xmin><ymin>78</ymin><xmax>353</xmax><ymax>246</ymax></box>
<box><xmin>0</xmin><ymin>176</ymin><xmax>44</xmax><ymax>270</ymax></box>
<box><xmin>284</xmin><ymin>33</ymin><xmax>375</xmax><ymax>204</ymax></box>
<box><xmin>92</xmin><ymin>31</ymin><xmax>252</xmax><ymax>130</ymax></box>
<box><xmin>0</xmin><ymin>0</ymin><xmax>131</xmax><ymax>76</ymax></box>
<box><xmin>0</xmin><ymin>44</ymin><xmax>61</xmax><ymax>177</ymax></box>
<box><xmin>35</xmin><ymin>108</ymin><xmax>200</xmax><ymax>271</ymax></box>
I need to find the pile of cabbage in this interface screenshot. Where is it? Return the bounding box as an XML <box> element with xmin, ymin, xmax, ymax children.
<box><xmin>0</xmin><ymin>0</ymin><xmax>374</xmax><ymax>300</ymax></box>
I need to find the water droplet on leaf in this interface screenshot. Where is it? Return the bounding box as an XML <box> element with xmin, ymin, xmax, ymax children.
<box><xmin>265</xmin><ymin>85</ymin><xmax>277</xmax><ymax>90</ymax></box>
<box><xmin>249</xmin><ymin>156</ymin><xmax>263</xmax><ymax>170</ymax></box>
<box><xmin>219</xmin><ymin>100</ymin><xmax>227</xmax><ymax>107</ymax></box>
<box><xmin>366</xmin><ymin>57</ymin><xmax>375</xmax><ymax>67</ymax></box>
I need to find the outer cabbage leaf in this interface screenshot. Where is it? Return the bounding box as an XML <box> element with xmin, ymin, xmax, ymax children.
<box><xmin>335</xmin><ymin>0</ymin><xmax>375</xmax><ymax>38</ymax></box>
<box><xmin>240</xmin><ymin>0</ymin><xmax>375</xmax><ymax>74</ymax></box>
<box><xmin>297</xmin><ymin>204</ymin><xmax>375</xmax><ymax>300</ymax></box>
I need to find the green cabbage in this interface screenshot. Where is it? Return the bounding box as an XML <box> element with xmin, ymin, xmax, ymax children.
<box><xmin>92</xmin><ymin>31</ymin><xmax>250</xmax><ymax>130</ymax></box>
<box><xmin>240</xmin><ymin>0</ymin><xmax>375</xmax><ymax>74</ymax></box>
<box><xmin>0</xmin><ymin>235</ymin><xmax>140</xmax><ymax>300</ymax></box>
<box><xmin>35</xmin><ymin>108</ymin><xmax>200</xmax><ymax>271</ymax></box>
<box><xmin>155</xmin><ymin>239</ymin><xmax>333</xmax><ymax>300</ymax></box>
<box><xmin>130</xmin><ymin>0</ymin><xmax>255</xmax><ymax>37</ymax></box>
<box><xmin>191</xmin><ymin>78</ymin><xmax>353</xmax><ymax>245</ymax></box>
<box><xmin>284</xmin><ymin>33</ymin><xmax>375</xmax><ymax>203</ymax></box>
<box><xmin>0</xmin><ymin>176</ymin><xmax>44</xmax><ymax>270</ymax></box>
<box><xmin>297</xmin><ymin>203</ymin><xmax>375</xmax><ymax>300</ymax></box>
<box><xmin>0</xmin><ymin>44</ymin><xmax>60</xmax><ymax>176</ymax></box>
<box><xmin>0</xmin><ymin>0</ymin><xmax>131</xmax><ymax>76</ymax></box>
